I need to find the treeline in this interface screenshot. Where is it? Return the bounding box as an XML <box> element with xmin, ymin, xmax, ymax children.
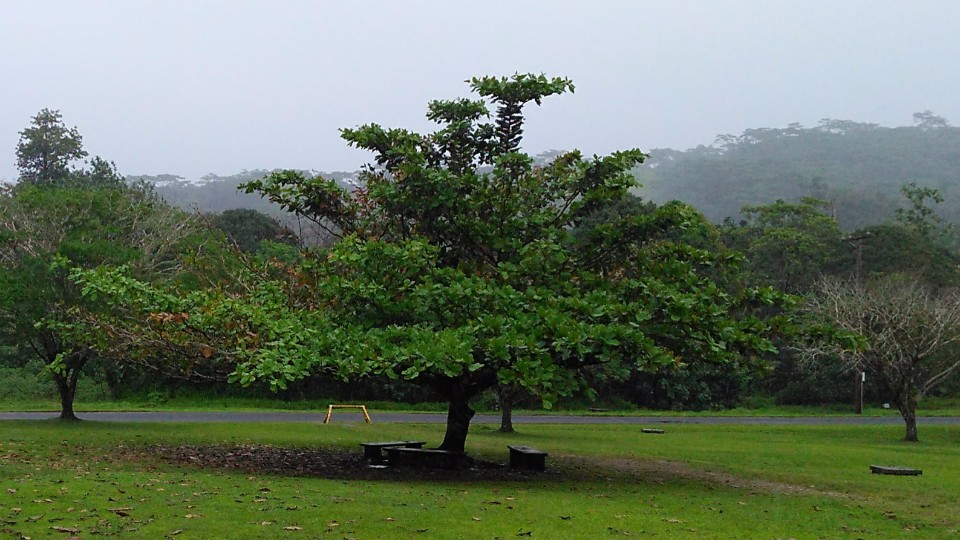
<box><xmin>2</xmin><ymin>104</ymin><xmax>959</xmax><ymax>423</ymax></box>
<box><xmin>636</xmin><ymin>112</ymin><xmax>960</xmax><ymax>230</ymax></box>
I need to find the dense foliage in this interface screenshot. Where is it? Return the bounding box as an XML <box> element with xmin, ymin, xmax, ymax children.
<box><xmin>0</xmin><ymin>182</ymin><xmax>202</xmax><ymax>418</ymax></box>
<box><xmin>0</xmin><ymin>109</ymin><xmax>212</xmax><ymax>419</ymax></box>
<box><xmin>4</xmin><ymin>94</ymin><xmax>960</xmax><ymax>433</ymax></box>
<box><xmin>637</xmin><ymin>115</ymin><xmax>960</xmax><ymax>229</ymax></box>
<box><xmin>64</xmin><ymin>75</ymin><xmax>789</xmax><ymax>450</ymax></box>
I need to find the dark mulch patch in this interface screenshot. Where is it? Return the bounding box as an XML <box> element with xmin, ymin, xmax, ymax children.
<box><xmin>138</xmin><ymin>444</ymin><xmax>551</xmax><ymax>482</ymax></box>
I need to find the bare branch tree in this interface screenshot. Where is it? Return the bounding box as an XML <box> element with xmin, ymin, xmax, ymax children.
<box><xmin>802</xmin><ymin>275</ymin><xmax>960</xmax><ymax>441</ymax></box>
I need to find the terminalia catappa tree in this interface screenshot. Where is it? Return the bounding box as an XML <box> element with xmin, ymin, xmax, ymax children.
<box><xmin>68</xmin><ymin>74</ymin><xmax>785</xmax><ymax>452</ymax></box>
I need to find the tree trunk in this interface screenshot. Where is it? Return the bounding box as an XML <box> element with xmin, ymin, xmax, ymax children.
<box><xmin>898</xmin><ymin>399</ymin><xmax>918</xmax><ymax>442</ymax></box>
<box><xmin>498</xmin><ymin>386</ymin><xmax>514</xmax><ymax>433</ymax></box>
<box><xmin>54</xmin><ymin>371</ymin><xmax>80</xmax><ymax>421</ymax></box>
<box><xmin>438</xmin><ymin>396</ymin><xmax>475</xmax><ymax>453</ymax></box>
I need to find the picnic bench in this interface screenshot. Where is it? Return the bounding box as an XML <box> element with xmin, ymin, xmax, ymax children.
<box><xmin>360</xmin><ymin>441</ymin><xmax>426</xmax><ymax>463</ymax></box>
<box><xmin>383</xmin><ymin>447</ymin><xmax>468</xmax><ymax>470</ymax></box>
<box><xmin>508</xmin><ymin>445</ymin><xmax>548</xmax><ymax>471</ymax></box>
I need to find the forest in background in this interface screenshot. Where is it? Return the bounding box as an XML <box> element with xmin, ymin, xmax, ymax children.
<box><xmin>133</xmin><ymin>112</ymin><xmax>959</xmax><ymax>235</ymax></box>
<box><xmin>635</xmin><ymin>112</ymin><xmax>959</xmax><ymax>230</ymax></box>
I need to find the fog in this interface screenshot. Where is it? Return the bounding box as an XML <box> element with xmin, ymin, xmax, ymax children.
<box><xmin>1</xmin><ymin>0</ymin><xmax>958</xmax><ymax>181</ymax></box>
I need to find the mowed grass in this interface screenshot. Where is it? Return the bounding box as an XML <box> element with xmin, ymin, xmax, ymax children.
<box><xmin>2</xmin><ymin>420</ymin><xmax>958</xmax><ymax>539</ymax></box>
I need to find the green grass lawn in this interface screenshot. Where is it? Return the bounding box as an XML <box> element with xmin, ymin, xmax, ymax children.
<box><xmin>2</xmin><ymin>419</ymin><xmax>958</xmax><ymax>538</ymax></box>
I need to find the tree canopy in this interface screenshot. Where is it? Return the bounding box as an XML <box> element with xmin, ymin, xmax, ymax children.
<box><xmin>65</xmin><ymin>74</ymin><xmax>788</xmax><ymax>451</ymax></box>
<box><xmin>16</xmin><ymin>109</ymin><xmax>88</xmax><ymax>186</ymax></box>
<box><xmin>722</xmin><ymin>198</ymin><xmax>844</xmax><ymax>294</ymax></box>
<box><xmin>0</xmin><ymin>182</ymin><xmax>203</xmax><ymax>419</ymax></box>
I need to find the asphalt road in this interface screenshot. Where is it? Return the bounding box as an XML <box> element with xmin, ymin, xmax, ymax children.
<box><xmin>3</xmin><ymin>410</ymin><xmax>960</xmax><ymax>425</ymax></box>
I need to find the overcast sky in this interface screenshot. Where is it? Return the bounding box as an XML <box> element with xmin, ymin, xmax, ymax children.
<box><xmin>2</xmin><ymin>0</ymin><xmax>958</xmax><ymax>182</ymax></box>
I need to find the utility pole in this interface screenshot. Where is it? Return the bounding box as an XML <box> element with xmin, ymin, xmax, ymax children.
<box><xmin>843</xmin><ymin>232</ymin><xmax>870</xmax><ymax>414</ymax></box>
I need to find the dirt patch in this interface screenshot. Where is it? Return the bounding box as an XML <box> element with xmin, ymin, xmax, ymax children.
<box><xmin>132</xmin><ymin>444</ymin><xmax>546</xmax><ymax>482</ymax></box>
<box><xmin>117</xmin><ymin>444</ymin><xmax>851</xmax><ymax>499</ymax></box>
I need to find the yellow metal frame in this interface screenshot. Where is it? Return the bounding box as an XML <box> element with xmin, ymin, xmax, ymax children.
<box><xmin>323</xmin><ymin>404</ymin><xmax>372</xmax><ymax>424</ymax></box>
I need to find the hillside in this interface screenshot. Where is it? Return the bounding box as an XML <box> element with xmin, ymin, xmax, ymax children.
<box><xmin>634</xmin><ymin>113</ymin><xmax>960</xmax><ymax>229</ymax></box>
<box><xmin>130</xmin><ymin>115</ymin><xmax>960</xmax><ymax>233</ymax></box>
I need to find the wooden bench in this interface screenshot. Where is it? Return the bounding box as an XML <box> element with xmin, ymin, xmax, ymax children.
<box><xmin>360</xmin><ymin>441</ymin><xmax>427</xmax><ymax>463</ymax></box>
<box><xmin>384</xmin><ymin>447</ymin><xmax>467</xmax><ymax>470</ymax></box>
<box><xmin>508</xmin><ymin>445</ymin><xmax>548</xmax><ymax>471</ymax></box>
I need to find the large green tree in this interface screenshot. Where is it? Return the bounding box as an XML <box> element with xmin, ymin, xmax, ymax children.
<box><xmin>66</xmin><ymin>75</ymin><xmax>786</xmax><ymax>451</ymax></box>
<box><xmin>0</xmin><ymin>183</ymin><xmax>201</xmax><ymax>419</ymax></box>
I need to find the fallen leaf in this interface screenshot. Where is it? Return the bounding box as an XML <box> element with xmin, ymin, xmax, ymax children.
<box><xmin>50</xmin><ymin>527</ymin><xmax>79</xmax><ymax>534</ymax></box>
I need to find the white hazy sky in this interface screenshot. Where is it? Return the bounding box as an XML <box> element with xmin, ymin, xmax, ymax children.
<box><xmin>1</xmin><ymin>0</ymin><xmax>958</xmax><ymax>181</ymax></box>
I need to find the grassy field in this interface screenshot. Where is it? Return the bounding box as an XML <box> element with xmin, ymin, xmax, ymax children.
<box><xmin>2</xmin><ymin>419</ymin><xmax>958</xmax><ymax>539</ymax></box>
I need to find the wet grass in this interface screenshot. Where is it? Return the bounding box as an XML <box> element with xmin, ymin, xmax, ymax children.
<box><xmin>2</xmin><ymin>420</ymin><xmax>958</xmax><ymax>538</ymax></box>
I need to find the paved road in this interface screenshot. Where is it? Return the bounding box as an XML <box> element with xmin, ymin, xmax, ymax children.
<box><xmin>3</xmin><ymin>410</ymin><xmax>960</xmax><ymax>425</ymax></box>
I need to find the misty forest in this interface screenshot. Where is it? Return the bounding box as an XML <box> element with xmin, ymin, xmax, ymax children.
<box><xmin>2</xmin><ymin>76</ymin><xmax>960</xmax><ymax>448</ymax></box>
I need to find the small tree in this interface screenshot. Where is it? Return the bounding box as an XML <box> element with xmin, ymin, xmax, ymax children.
<box><xmin>804</xmin><ymin>275</ymin><xmax>960</xmax><ymax>441</ymax></box>
<box><xmin>16</xmin><ymin>109</ymin><xmax>88</xmax><ymax>185</ymax></box>
<box><xmin>722</xmin><ymin>198</ymin><xmax>844</xmax><ymax>293</ymax></box>
<box><xmin>210</xmin><ymin>208</ymin><xmax>298</xmax><ymax>253</ymax></box>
